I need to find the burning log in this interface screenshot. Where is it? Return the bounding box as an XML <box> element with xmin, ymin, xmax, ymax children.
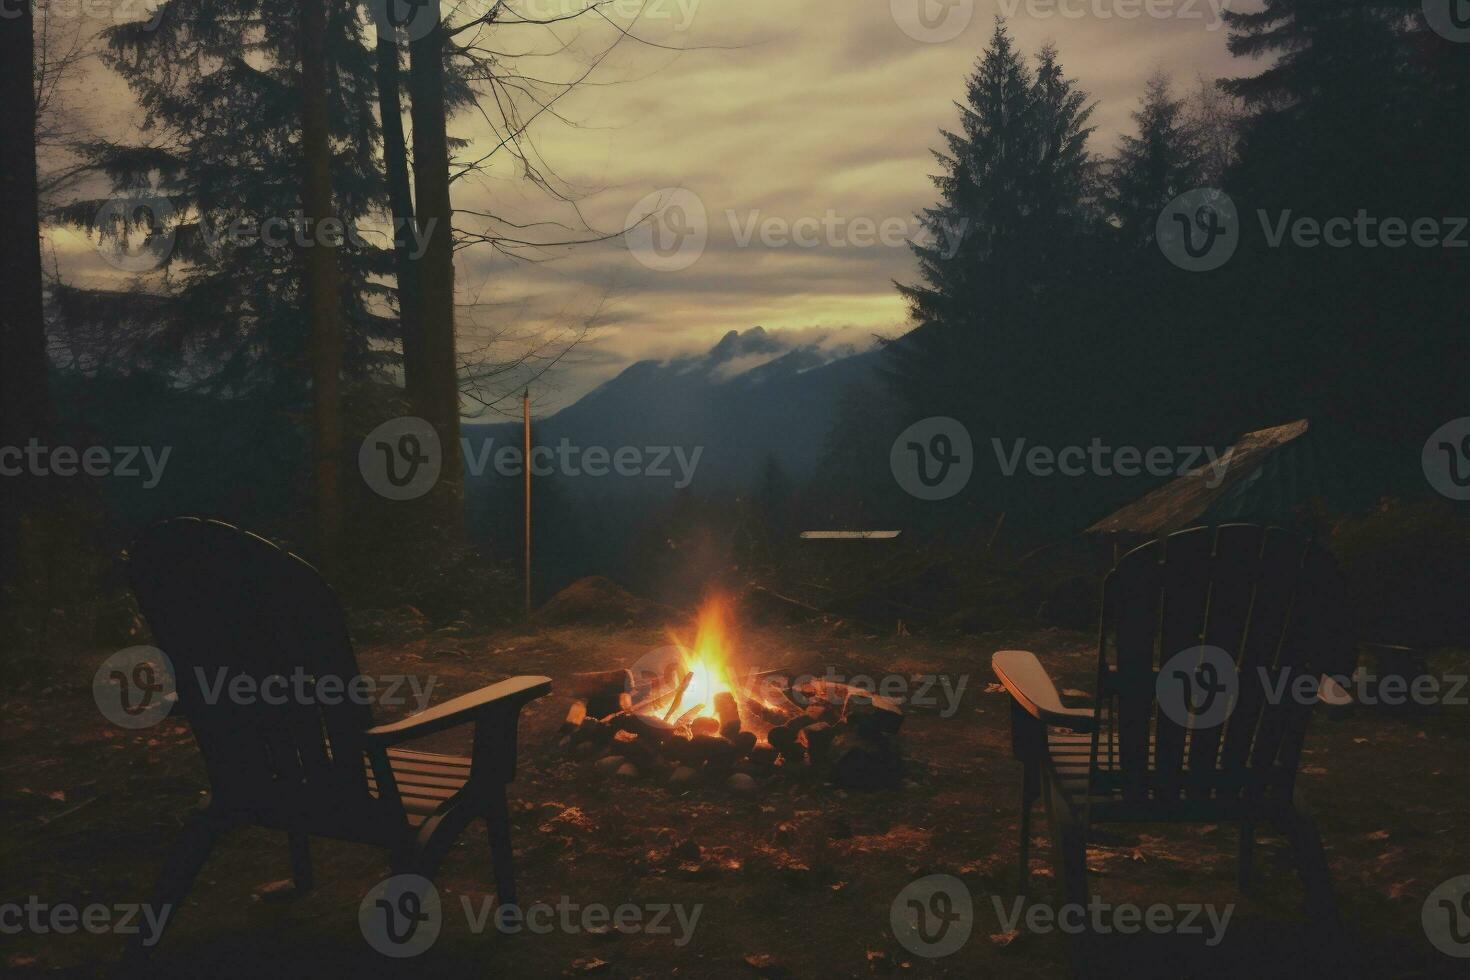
<box><xmin>730</xmin><ymin>730</ymin><xmax>757</xmax><ymax>758</ymax></box>
<box><xmin>673</xmin><ymin>704</ymin><xmax>706</xmax><ymax>728</ymax></box>
<box><xmin>661</xmin><ymin>669</ymin><xmax>695</xmax><ymax>722</ymax></box>
<box><xmin>690</xmin><ymin>733</ymin><xmax>738</xmax><ymax>768</ymax></box>
<box><xmin>572</xmin><ymin>717</ymin><xmax>612</xmax><ymax>745</ymax></box>
<box><xmin>690</xmin><ymin>716</ymin><xmax>720</xmax><ymax>737</ymax></box>
<box><xmin>798</xmin><ymin>721</ymin><xmax>836</xmax><ymax>760</ymax></box>
<box><xmin>748</xmin><ymin>746</ymin><xmax>777</xmax><ymax>767</ymax></box>
<box><xmin>713</xmin><ymin>691</ymin><xmax>741</xmax><ymax>731</ymax></box>
<box><xmin>627</xmin><ymin>713</ymin><xmax>677</xmax><ymax>744</ymax></box>
<box><xmin>568</xmin><ymin>669</ymin><xmax>633</xmax><ymax>717</ymax></box>
<box><xmin>766</xmin><ymin>726</ymin><xmax>805</xmax><ymax>764</ymax></box>
<box><xmin>784</xmin><ymin>715</ymin><xmax>816</xmax><ymax>735</ymax></box>
<box><xmin>842</xmin><ymin>692</ymin><xmax>904</xmax><ymax>737</ymax></box>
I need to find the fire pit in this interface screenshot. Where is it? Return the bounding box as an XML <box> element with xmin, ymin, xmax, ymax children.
<box><xmin>559</xmin><ymin>598</ymin><xmax>905</xmax><ymax>793</ymax></box>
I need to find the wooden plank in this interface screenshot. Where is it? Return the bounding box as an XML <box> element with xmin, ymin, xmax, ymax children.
<box><xmin>1154</xmin><ymin>527</ymin><xmax>1215</xmax><ymax>804</ymax></box>
<box><xmin>1104</xmin><ymin>538</ymin><xmax>1164</xmax><ymax>804</ymax></box>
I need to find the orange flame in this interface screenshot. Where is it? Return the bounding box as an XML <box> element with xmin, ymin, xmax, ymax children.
<box><xmin>671</xmin><ymin>596</ymin><xmax>739</xmax><ymax>720</ymax></box>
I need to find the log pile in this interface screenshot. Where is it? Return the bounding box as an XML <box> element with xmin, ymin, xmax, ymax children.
<box><xmin>558</xmin><ymin>671</ymin><xmax>906</xmax><ymax>793</ymax></box>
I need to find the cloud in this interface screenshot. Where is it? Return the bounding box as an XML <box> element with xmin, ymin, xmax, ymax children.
<box><xmin>52</xmin><ymin>0</ymin><xmax>1243</xmax><ymax>412</ymax></box>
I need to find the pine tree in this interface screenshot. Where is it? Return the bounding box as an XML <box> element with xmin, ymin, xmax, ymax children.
<box><xmin>1221</xmin><ymin>0</ymin><xmax>1417</xmax><ymax>210</ymax></box>
<box><xmin>1026</xmin><ymin>44</ymin><xmax>1099</xmax><ymax>269</ymax></box>
<box><xmin>58</xmin><ymin>0</ymin><xmax>393</xmax><ymax>402</ymax></box>
<box><xmin>1106</xmin><ymin>73</ymin><xmax>1203</xmax><ymax>251</ymax></box>
<box><xmin>890</xmin><ymin>22</ymin><xmax>1099</xmax><ymax>430</ymax></box>
<box><xmin>897</xmin><ymin>19</ymin><xmax>1034</xmax><ymax>341</ymax></box>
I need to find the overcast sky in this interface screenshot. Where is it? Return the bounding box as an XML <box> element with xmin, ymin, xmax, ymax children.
<box><xmin>46</xmin><ymin>0</ymin><xmax>1248</xmax><ymax>413</ymax></box>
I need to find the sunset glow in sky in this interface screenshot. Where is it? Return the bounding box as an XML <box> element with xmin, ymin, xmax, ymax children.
<box><xmin>47</xmin><ymin>0</ymin><xmax>1243</xmax><ymax>410</ymax></box>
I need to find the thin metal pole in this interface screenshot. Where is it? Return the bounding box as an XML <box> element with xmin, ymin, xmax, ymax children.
<box><xmin>523</xmin><ymin>389</ymin><xmax>531</xmax><ymax>619</ymax></box>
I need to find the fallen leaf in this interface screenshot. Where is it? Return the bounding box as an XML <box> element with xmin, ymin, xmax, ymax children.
<box><xmin>570</xmin><ymin>957</ymin><xmax>609</xmax><ymax>974</ymax></box>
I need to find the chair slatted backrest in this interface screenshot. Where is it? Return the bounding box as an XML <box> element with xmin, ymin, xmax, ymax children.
<box><xmin>1094</xmin><ymin>524</ymin><xmax>1351</xmax><ymax>808</ymax></box>
<box><xmin>128</xmin><ymin>518</ymin><xmax>375</xmax><ymax>821</ymax></box>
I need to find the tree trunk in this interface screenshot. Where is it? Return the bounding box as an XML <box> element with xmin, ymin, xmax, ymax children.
<box><xmin>373</xmin><ymin>32</ymin><xmax>428</xmax><ymax>413</ymax></box>
<box><xmin>0</xmin><ymin>0</ymin><xmax>54</xmax><ymax>591</ymax></box>
<box><xmin>299</xmin><ymin>0</ymin><xmax>344</xmax><ymax>565</ymax></box>
<box><xmin>407</xmin><ymin>3</ymin><xmax>463</xmax><ymax>519</ymax></box>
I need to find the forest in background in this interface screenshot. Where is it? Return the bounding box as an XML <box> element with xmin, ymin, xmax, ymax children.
<box><xmin>3</xmin><ymin>3</ymin><xmax>1467</xmax><ymax>665</ymax></box>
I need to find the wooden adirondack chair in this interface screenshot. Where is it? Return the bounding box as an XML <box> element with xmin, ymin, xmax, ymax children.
<box><xmin>122</xmin><ymin>517</ymin><xmax>551</xmax><ymax>957</ymax></box>
<box><xmin>993</xmin><ymin>524</ymin><xmax>1354</xmax><ymax>968</ymax></box>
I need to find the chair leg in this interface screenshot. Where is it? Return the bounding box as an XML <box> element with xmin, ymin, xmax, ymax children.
<box><xmin>120</xmin><ymin>812</ymin><xmax>221</xmax><ymax>968</ymax></box>
<box><xmin>413</xmin><ymin>802</ymin><xmax>478</xmax><ymax>881</ymax></box>
<box><xmin>289</xmin><ymin>832</ymin><xmax>314</xmax><ymax>893</ymax></box>
<box><xmin>486</xmin><ymin>782</ymin><xmax>517</xmax><ymax>909</ymax></box>
<box><xmin>1237</xmin><ymin>820</ymin><xmax>1254</xmax><ymax>893</ymax></box>
<box><xmin>1019</xmin><ymin>762</ymin><xmax>1040</xmax><ymax>896</ymax></box>
<box><xmin>1275</xmin><ymin>806</ymin><xmax>1338</xmax><ymax>927</ymax></box>
<box><xmin>1044</xmin><ymin>773</ymin><xmax>1092</xmax><ymax>979</ymax></box>
<box><xmin>1275</xmin><ymin>803</ymin><xmax>1356</xmax><ymax>973</ymax></box>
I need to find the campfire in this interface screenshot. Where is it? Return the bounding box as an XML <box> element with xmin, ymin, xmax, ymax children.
<box><xmin>560</xmin><ymin>597</ymin><xmax>905</xmax><ymax>793</ymax></box>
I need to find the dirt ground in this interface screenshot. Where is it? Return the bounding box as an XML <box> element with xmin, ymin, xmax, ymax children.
<box><xmin>3</xmin><ymin>612</ymin><xmax>1469</xmax><ymax>979</ymax></box>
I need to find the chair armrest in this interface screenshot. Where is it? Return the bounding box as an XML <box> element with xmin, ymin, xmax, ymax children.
<box><xmin>992</xmin><ymin>650</ymin><xmax>1095</xmax><ymax>733</ymax></box>
<box><xmin>365</xmin><ymin>675</ymin><xmax>552</xmax><ymax>746</ymax></box>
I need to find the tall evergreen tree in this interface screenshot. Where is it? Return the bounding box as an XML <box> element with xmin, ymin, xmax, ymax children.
<box><xmin>1</xmin><ymin>0</ymin><xmax>54</xmax><ymax>591</ymax></box>
<box><xmin>57</xmin><ymin>0</ymin><xmax>392</xmax><ymax>413</ymax></box>
<box><xmin>1106</xmin><ymin>73</ymin><xmax>1202</xmax><ymax>251</ymax></box>
<box><xmin>897</xmin><ymin>19</ymin><xmax>1033</xmax><ymax>343</ymax></box>
<box><xmin>890</xmin><ymin>21</ymin><xmax>1099</xmax><ymax>439</ymax></box>
<box><xmin>1221</xmin><ymin>0</ymin><xmax>1417</xmax><ymax>210</ymax></box>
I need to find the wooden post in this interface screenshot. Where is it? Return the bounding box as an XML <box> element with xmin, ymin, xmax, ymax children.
<box><xmin>523</xmin><ymin>389</ymin><xmax>531</xmax><ymax>619</ymax></box>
